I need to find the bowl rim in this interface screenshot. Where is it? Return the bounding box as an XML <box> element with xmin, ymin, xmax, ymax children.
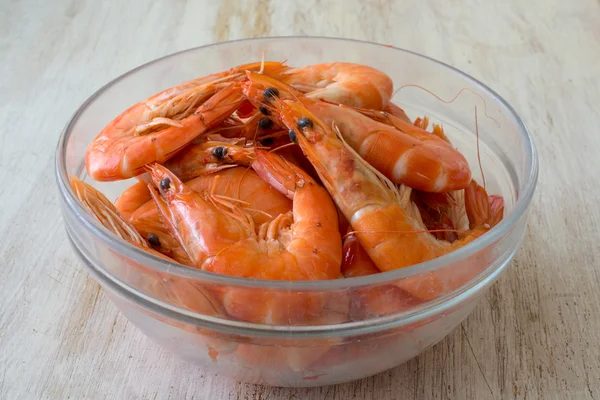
<box><xmin>55</xmin><ymin>36</ymin><xmax>538</xmax><ymax>327</ymax></box>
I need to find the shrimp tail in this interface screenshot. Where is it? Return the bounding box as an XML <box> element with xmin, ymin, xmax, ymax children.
<box><xmin>464</xmin><ymin>179</ymin><xmax>491</xmax><ymax>229</ymax></box>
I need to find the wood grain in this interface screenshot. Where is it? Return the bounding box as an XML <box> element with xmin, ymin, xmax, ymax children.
<box><xmin>1</xmin><ymin>0</ymin><xmax>599</xmax><ymax>398</ymax></box>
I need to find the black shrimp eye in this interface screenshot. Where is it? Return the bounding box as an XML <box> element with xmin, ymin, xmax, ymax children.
<box><xmin>258</xmin><ymin>117</ymin><xmax>273</xmax><ymax>130</ymax></box>
<box><xmin>263</xmin><ymin>87</ymin><xmax>279</xmax><ymax>99</ymax></box>
<box><xmin>147</xmin><ymin>233</ymin><xmax>161</xmax><ymax>248</ymax></box>
<box><xmin>288</xmin><ymin>129</ymin><xmax>298</xmax><ymax>144</ymax></box>
<box><xmin>260</xmin><ymin>137</ymin><xmax>274</xmax><ymax>146</ymax></box>
<box><xmin>160</xmin><ymin>177</ymin><xmax>171</xmax><ymax>191</ymax></box>
<box><xmin>212</xmin><ymin>146</ymin><xmax>227</xmax><ymax>159</ymax></box>
<box><xmin>297</xmin><ymin>117</ymin><xmax>313</xmax><ymax>130</ymax></box>
<box><xmin>258</xmin><ymin>105</ymin><xmax>270</xmax><ymax>115</ymax></box>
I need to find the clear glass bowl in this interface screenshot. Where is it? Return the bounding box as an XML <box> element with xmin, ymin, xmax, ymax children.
<box><xmin>55</xmin><ymin>37</ymin><xmax>538</xmax><ymax>387</ymax></box>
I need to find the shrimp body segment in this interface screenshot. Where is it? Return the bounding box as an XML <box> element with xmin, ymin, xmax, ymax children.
<box><xmin>283</xmin><ymin>62</ymin><xmax>393</xmax><ymax>110</ymax></box>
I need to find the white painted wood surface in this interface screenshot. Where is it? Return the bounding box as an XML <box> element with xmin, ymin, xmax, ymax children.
<box><xmin>1</xmin><ymin>0</ymin><xmax>599</xmax><ymax>398</ymax></box>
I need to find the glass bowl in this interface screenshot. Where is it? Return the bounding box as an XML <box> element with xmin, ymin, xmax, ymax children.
<box><xmin>55</xmin><ymin>37</ymin><xmax>538</xmax><ymax>387</ymax></box>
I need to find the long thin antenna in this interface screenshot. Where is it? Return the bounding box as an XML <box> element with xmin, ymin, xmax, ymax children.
<box><xmin>393</xmin><ymin>84</ymin><xmax>500</xmax><ymax>128</ymax></box>
<box><xmin>475</xmin><ymin>106</ymin><xmax>486</xmax><ymax>190</ymax></box>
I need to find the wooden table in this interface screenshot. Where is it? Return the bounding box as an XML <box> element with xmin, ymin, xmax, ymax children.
<box><xmin>2</xmin><ymin>0</ymin><xmax>599</xmax><ymax>398</ymax></box>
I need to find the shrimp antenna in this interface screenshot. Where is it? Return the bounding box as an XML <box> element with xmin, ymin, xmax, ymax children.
<box><xmin>474</xmin><ymin>106</ymin><xmax>486</xmax><ymax>190</ymax></box>
<box><xmin>269</xmin><ymin>142</ymin><xmax>296</xmax><ymax>153</ymax></box>
<box><xmin>393</xmin><ymin>84</ymin><xmax>500</xmax><ymax>128</ymax></box>
<box><xmin>343</xmin><ymin>228</ymin><xmax>461</xmax><ymax>240</ymax></box>
<box><xmin>235</xmin><ymin>165</ymin><xmax>253</xmax><ymax>201</ymax></box>
<box><xmin>259</xmin><ymin>51</ymin><xmax>265</xmax><ymax>73</ymax></box>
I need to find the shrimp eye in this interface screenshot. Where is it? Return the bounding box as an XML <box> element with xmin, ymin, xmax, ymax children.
<box><xmin>160</xmin><ymin>177</ymin><xmax>171</xmax><ymax>191</ymax></box>
<box><xmin>258</xmin><ymin>105</ymin><xmax>270</xmax><ymax>115</ymax></box>
<box><xmin>260</xmin><ymin>137</ymin><xmax>274</xmax><ymax>146</ymax></box>
<box><xmin>258</xmin><ymin>117</ymin><xmax>273</xmax><ymax>130</ymax></box>
<box><xmin>263</xmin><ymin>87</ymin><xmax>279</xmax><ymax>99</ymax></box>
<box><xmin>288</xmin><ymin>129</ymin><xmax>298</xmax><ymax>143</ymax></box>
<box><xmin>212</xmin><ymin>146</ymin><xmax>227</xmax><ymax>159</ymax></box>
<box><xmin>147</xmin><ymin>233</ymin><xmax>161</xmax><ymax>248</ymax></box>
<box><xmin>297</xmin><ymin>117</ymin><xmax>313</xmax><ymax>130</ymax></box>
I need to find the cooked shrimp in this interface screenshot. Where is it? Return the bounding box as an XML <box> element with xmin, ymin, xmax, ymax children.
<box><xmin>146</xmin><ymin>156</ymin><xmax>341</xmax><ymax>280</ymax></box>
<box><xmin>258</xmin><ymin>94</ymin><xmax>503</xmax><ymax>300</ymax></box>
<box><xmin>145</xmin><ymin>152</ymin><xmax>344</xmax><ymax>324</ymax></box>
<box><xmin>86</xmin><ymin>62</ymin><xmax>288</xmax><ymax>181</ymax></box>
<box><xmin>69</xmin><ymin>176</ymin><xmax>223</xmax><ymax>315</ymax></box>
<box><xmin>341</xmin><ymin>187</ymin><xmax>488</xmax><ymax>317</ymax></box>
<box><xmin>116</xmin><ymin>167</ymin><xmax>293</xmax><ymax>263</ymax></box>
<box><xmin>242</xmin><ymin>72</ymin><xmax>472</xmax><ymax>192</ymax></box>
<box><xmin>282</xmin><ymin>62</ymin><xmax>393</xmax><ymax>110</ymax></box>
<box><xmin>307</xmin><ymin>101</ymin><xmax>472</xmax><ymax>192</ymax></box>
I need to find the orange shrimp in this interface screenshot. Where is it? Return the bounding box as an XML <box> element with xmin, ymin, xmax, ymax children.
<box><xmin>256</xmin><ymin>93</ymin><xmax>503</xmax><ymax>301</ymax></box>
<box><xmin>341</xmin><ymin>187</ymin><xmax>488</xmax><ymax>318</ymax></box>
<box><xmin>282</xmin><ymin>62</ymin><xmax>393</xmax><ymax>110</ymax></box>
<box><xmin>242</xmin><ymin>72</ymin><xmax>472</xmax><ymax>192</ymax></box>
<box><xmin>307</xmin><ymin>101</ymin><xmax>472</xmax><ymax>192</ymax></box>
<box><xmin>145</xmin><ymin>156</ymin><xmax>341</xmax><ymax>280</ymax></box>
<box><xmin>85</xmin><ymin>62</ymin><xmax>288</xmax><ymax>181</ymax></box>
<box><xmin>145</xmin><ymin>151</ymin><xmax>344</xmax><ymax>325</ymax></box>
<box><xmin>115</xmin><ymin>167</ymin><xmax>293</xmax><ymax>263</ymax></box>
<box><xmin>69</xmin><ymin>176</ymin><xmax>224</xmax><ymax>316</ymax></box>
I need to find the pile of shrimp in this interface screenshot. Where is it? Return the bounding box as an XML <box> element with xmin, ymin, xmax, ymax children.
<box><xmin>73</xmin><ymin>59</ymin><xmax>504</xmax><ymax>370</ymax></box>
